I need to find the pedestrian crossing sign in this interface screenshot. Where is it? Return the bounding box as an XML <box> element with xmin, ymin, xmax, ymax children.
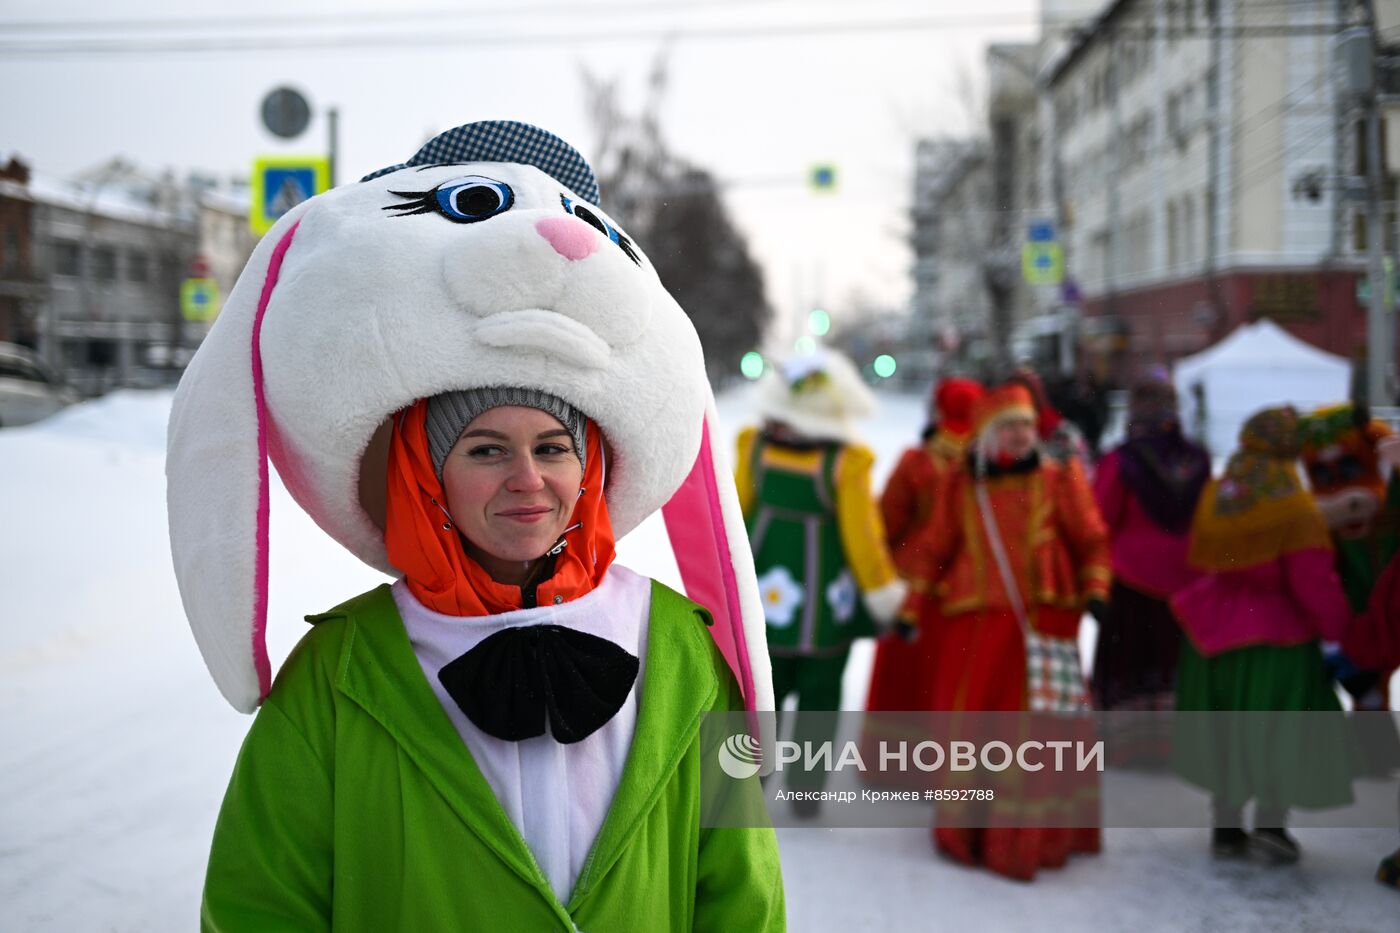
<box><xmin>809</xmin><ymin>164</ymin><xmax>837</xmax><ymax>193</ymax></box>
<box><xmin>180</xmin><ymin>277</ymin><xmax>221</xmax><ymax>322</ymax></box>
<box><xmin>1021</xmin><ymin>242</ymin><xmax>1064</xmax><ymax>285</ymax></box>
<box><xmin>250</xmin><ymin>155</ymin><xmax>330</xmax><ymax>235</ymax></box>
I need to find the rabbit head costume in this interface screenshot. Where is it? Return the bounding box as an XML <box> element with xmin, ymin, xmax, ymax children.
<box><xmin>166</xmin><ymin>121</ymin><xmax>772</xmax><ymax>731</ymax></box>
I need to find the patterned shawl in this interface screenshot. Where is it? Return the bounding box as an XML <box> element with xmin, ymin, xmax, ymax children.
<box><xmin>1188</xmin><ymin>406</ymin><xmax>1331</xmax><ymax>571</ymax></box>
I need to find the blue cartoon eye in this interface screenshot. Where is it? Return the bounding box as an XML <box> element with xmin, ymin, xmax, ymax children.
<box><xmin>561</xmin><ymin>194</ymin><xmax>641</xmax><ymax>265</ymax></box>
<box><xmin>383</xmin><ymin>175</ymin><xmax>514</xmax><ymax>224</ymax></box>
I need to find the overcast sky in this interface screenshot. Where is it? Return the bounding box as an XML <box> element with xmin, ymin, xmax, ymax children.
<box><xmin>0</xmin><ymin>0</ymin><xmax>1048</xmax><ymax>349</ymax></box>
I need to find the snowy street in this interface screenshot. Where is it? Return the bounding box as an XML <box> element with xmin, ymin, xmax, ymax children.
<box><xmin>2</xmin><ymin>387</ymin><xmax>1397</xmax><ymax>931</ymax></box>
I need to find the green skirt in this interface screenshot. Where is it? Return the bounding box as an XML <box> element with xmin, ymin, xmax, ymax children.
<box><xmin>1172</xmin><ymin>638</ymin><xmax>1354</xmax><ymax>811</ymax></box>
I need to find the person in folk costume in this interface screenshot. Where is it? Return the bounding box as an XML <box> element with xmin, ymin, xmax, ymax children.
<box><xmin>1298</xmin><ymin>404</ymin><xmax>1400</xmax><ymax>776</ymax></box>
<box><xmin>900</xmin><ymin>383</ymin><xmax>1111</xmax><ymax>881</ymax></box>
<box><xmin>1007</xmin><ymin>367</ymin><xmax>1093</xmax><ymax>467</ymax></box>
<box><xmin>734</xmin><ymin>350</ymin><xmax>907</xmax><ymax>815</ymax></box>
<box><xmin>1343</xmin><ymin>548</ymin><xmax>1400</xmax><ymax>892</ymax></box>
<box><xmin>1089</xmin><ymin>373</ymin><xmax>1210</xmax><ymax>766</ymax></box>
<box><xmin>859</xmin><ymin>377</ymin><xmax>984</xmax><ymax>775</ymax></box>
<box><xmin>1171</xmin><ymin>406</ymin><xmax>1354</xmax><ymax>865</ymax></box>
<box><xmin>167</xmin><ymin>121</ymin><xmax>783</xmax><ymax>930</ymax></box>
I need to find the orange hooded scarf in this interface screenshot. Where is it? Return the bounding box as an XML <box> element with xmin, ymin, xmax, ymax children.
<box><xmin>383</xmin><ymin>398</ymin><xmax>616</xmax><ymax>617</ymax></box>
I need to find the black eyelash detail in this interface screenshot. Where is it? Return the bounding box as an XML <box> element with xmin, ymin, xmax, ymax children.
<box><xmin>561</xmin><ymin>192</ymin><xmax>642</xmax><ymax>266</ymax></box>
<box><xmin>383</xmin><ymin>189</ymin><xmax>434</xmax><ymax>216</ymax></box>
<box><xmin>617</xmin><ymin>234</ymin><xmax>641</xmax><ymax>266</ymax></box>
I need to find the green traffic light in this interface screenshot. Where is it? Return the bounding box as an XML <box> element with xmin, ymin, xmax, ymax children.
<box><xmin>808</xmin><ymin>308</ymin><xmax>831</xmax><ymax>337</ymax></box>
<box><xmin>873</xmin><ymin>354</ymin><xmax>897</xmax><ymax>378</ymax></box>
<box><xmin>740</xmin><ymin>351</ymin><xmax>765</xmax><ymax>380</ymax></box>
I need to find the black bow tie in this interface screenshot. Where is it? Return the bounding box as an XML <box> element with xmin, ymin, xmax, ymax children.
<box><xmin>438</xmin><ymin>624</ymin><xmax>639</xmax><ymax>745</ymax></box>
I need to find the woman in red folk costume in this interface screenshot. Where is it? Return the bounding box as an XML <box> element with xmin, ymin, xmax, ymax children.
<box><xmin>860</xmin><ymin>378</ymin><xmax>983</xmax><ymax>783</ymax></box>
<box><xmin>866</xmin><ymin>377</ymin><xmax>984</xmax><ymax>711</ymax></box>
<box><xmin>903</xmin><ymin>384</ymin><xmax>1111</xmax><ymax>881</ymax></box>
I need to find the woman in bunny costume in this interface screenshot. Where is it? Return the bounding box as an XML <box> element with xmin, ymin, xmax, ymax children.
<box><xmin>168</xmin><ymin>121</ymin><xmax>783</xmax><ymax>931</ymax></box>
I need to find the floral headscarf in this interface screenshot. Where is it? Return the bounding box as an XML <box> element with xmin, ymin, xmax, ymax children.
<box><xmin>1188</xmin><ymin>406</ymin><xmax>1331</xmax><ymax>571</ymax></box>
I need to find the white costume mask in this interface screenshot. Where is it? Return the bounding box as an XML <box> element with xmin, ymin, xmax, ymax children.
<box><xmin>166</xmin><ymin>121</ymin><xmax>771</xmax><ymax>735</ymax></box>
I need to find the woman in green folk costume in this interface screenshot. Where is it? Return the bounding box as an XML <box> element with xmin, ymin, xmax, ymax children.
<box><xmin>734</xmin><ymin>351</ymin><xmax>906</xmax><ymax>813</ymax></box>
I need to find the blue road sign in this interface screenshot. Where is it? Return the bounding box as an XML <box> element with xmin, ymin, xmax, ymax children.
<box><xmin>181</xmin><ymin>277</ymin><xmax>221</xmax><ymax>322</ymax></box>
<box><xmin>250</xmin><ymin>155</ymin><xmax>329</xmax><ymax>234</ymax></box>
<box><xmin>809</xmin><ymin>164</ymin><xmax>837</xmax><ymax>192</ymax></box>
<box><xmin>1021</xmin><ymin>243</ymin><xmax>1063</xmax><ymax>285</ymax></box>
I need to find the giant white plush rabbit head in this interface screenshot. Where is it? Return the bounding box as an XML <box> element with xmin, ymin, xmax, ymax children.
<box><xmin>167</xmin><ymin>121</ymin><xmax>770</xmax><ymax>728</ymax></box>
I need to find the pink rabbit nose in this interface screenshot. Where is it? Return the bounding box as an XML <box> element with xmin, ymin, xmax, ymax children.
<box><xmin>535</xmin><ymin>215</ymin><xmax>600</xmax><ymax>261</ymax></box>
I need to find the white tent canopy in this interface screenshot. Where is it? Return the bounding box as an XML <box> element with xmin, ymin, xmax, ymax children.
<box><xmin>1173</xmin><ymin>319</ymin><xmax>1352</xmax><ymax>457</ymax></box>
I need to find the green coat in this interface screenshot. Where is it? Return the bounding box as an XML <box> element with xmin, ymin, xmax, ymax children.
<box><xmin>202</xmin><ymin>581</ymin><xmax>785</xmax><ymax>932</ymax></box>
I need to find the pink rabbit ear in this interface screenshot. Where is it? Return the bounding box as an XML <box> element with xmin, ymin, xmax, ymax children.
<box><xmin>167</xmin><ymin>217</ymin><xmax>304</xmax><ymax>713</ymax></box>
<box><xmin>661</xmin><ymin>397</ymin><xmax>773</xmax><ymax>737</ymax></box>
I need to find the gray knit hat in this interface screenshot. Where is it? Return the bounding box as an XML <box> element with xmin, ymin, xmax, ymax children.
<box><xmin>425</xmin><ymin>387</ymin><xmax>586</xmax><ymax>479</ymax></box>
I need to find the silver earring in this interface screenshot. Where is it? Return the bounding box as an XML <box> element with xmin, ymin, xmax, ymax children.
<box><xmin>430</xmin><ymin>497</ymin><xmax>454</xmax><ymax>531</ymax></box>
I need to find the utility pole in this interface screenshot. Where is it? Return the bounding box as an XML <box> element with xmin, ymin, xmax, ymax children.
<box><xmin>1365</xmin><ymin>101</ymin><xmax>1389</xmax><ymax>406</ymax></box>
<box><xmin>1366</xmin><ymin>87</ymin><xmax>1392</xmax><ymax>406</ymax></box>
<box><xmin>1106</xmin><ymin>29</ymin><xmax>1124</xmax><ymax>322</ymax></box>
<box><xmin>1344</xmin><ymin>4</ymin><xmax>1388</xmax><ymax>403</ymax></box>
<box><xmin>327</xmin><ymin>107</ymin><xmax>339</xmax><ymax>188</ymax></box>
<box><xmin>1204</xmin><ymin>0</ymin><xmax>1224</xmax><ymax>340</ymax></box>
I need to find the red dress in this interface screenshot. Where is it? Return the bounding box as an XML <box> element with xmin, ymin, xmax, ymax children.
<box><xmin>909</xmin><ymin>455</ymin><xmax>1110</xmax><ymax>881</ymax></box>
<box><xmin>865</xmin><ymin>436</ymin><xmax>961</xmax><ymax>714</ymax></box>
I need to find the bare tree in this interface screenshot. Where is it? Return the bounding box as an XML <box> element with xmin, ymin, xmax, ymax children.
<box><xmin>582</xmin><ymin>55</ymin><xmax>772</xmax><ymax>385</ymax></box>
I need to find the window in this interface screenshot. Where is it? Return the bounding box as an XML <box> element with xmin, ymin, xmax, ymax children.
<box><xmin>1183</xmin><ymin>196</ymin><xmax>1196</xmax><ymax>264</ymax></box>
<box><xmin>52</xmin><ymin>240</ymin><xmax>80</xmax><ymax>276</ymax></box>
<box><xmin>1168</xmin><ymin>201</ymin><xmax>1180</xmax><ymax>266</ymax></box>
<box><xmin>1092</xmin><ymin>230</ymin><xmax>1110</xmax><ymax>284</ymax></box>
<box><xmin>1126</xmin><ymin>211</ymin><xmax>1151</xmax><ymax>275</ymax></box>
<box><xmin>127</xmin><ymin>251</ymin><xmax>149</xmax><ymax>283</ymax></box>
<box><xmin>1124</xmin><ymin>115</ymin><xmax>1154</xmax><ymax>170</ymax></box>
<box><xmin>91</xmin><ymin>246</ymin><xmax>117</xmax><ymax>283</ymax></box>
<box><xmin>1204</xmin><ymin>189</ymin><xmax>1216</xmax><ymax>260</ymax></box>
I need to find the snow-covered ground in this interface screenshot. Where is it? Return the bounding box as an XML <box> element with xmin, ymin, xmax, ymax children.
<box><xmin>1</xmin><ymin>387</ymin><xmax>1396</xmax><ymax>931</ymax></box>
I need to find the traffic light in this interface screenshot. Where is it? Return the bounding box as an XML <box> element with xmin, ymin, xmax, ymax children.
<box><xmin>740</xmin><ymin>351</ymin><xmax>765</xmax><ymax>380</ymax></box>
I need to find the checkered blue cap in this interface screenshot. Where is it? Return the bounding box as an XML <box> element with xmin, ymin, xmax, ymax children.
<box><xmin>361</xmin><ymin>120</ymin><xmax>600</xmax><ymax>205</ymax></box>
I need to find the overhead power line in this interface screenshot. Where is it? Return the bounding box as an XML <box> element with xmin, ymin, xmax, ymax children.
<box><xmin>0</xmin><ymin>14</ymin><xmax>1080</xmax><ymax>58</ymax></box>
<box><xmin>0</xmin><ymin>16</ymin><xmax>1358</xmax><ymax>59</ymax></box>
<box><xmin>0</xmin><ymin>0</ymin><xmax>788</xmax><ymax>33</ymax></box>
<box><xmin>0</xmin><ymin>0</ymin><xmax>1341</xmax><ymax>34</ymax></box>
